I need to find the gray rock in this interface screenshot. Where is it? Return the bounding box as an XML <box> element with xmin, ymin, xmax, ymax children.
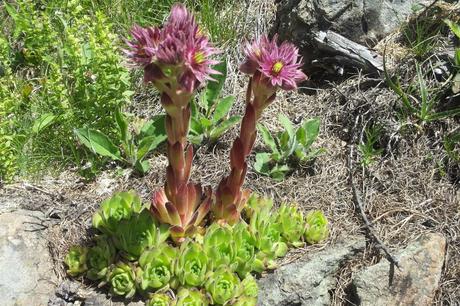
<box><xmin>352</xmin><ymin>232</ymin><xmax>446</xmax><ymax>306</ymax></box>
<box><xmin>273</xmin><ymin>0</ymin><xmax>435</xmax><ymax>74</ymax></box>
<box><xmin>257</xmin><ymin>236</ymin><xmax>366</xmax><ymax>306</ymax></box>
<box><xmin>0</xmin><ymin>210</ymin><xmax>56</xmax><ymax>306</ymax></box>
<box><xmin>275</xmin><ymin>0</ymin><xmax>435</xmax><ymax>45</ymax></box>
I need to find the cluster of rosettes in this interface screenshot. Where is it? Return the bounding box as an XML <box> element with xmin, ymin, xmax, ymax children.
<box><xmin>124</xmin><ymin>4</ymin><xmax>219</xmax><ymax>92</ymax></box>
<box><xmin>65</xmin><ymin>191</ymin><xmax>329</xmax><ymax>305</ymax></box>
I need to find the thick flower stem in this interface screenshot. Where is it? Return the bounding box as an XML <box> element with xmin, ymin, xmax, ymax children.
<box><xmin>213</xmin><ymin>77</ymin><xmax>276</xmax><ymax>223</ymax></box>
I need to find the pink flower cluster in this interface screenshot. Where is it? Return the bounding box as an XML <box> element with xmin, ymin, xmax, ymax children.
<box><xmin>240</xmin><ymin>35</ymin><xmax>307</xmax><ymax>91</ymax></box>
<box><xmin>124</xmin><ymin>4</ymin><xmax>219</xmax><ymax>92</ymax></box>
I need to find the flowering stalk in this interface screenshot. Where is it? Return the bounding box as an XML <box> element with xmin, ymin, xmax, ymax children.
<box><xmin>125</xmin><ymin>4</ymin><xmax>219</xmax><ymax>243</ymax></box>
<box><xmin>213</xmin><ymin>35</ymin><xmax>307</xmax><ymax>223</ymax></box>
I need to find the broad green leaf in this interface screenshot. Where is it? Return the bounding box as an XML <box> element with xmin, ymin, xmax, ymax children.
<box><xmin>445</xmin><ymin>19</ymin><xmax>460</xmax><ymax>39</ymax></box>
<box><xmin>257</xmin><ymin>124</ymin><xmax>279</xmax><ymax>154</ymax></box>
<box><xmin>33</xmin><ymin>113</ymin><xmax>56</xmax><ymax>134</ymax></box>
<box><xmin>271</xmin><ymin>152</ymin><xmax>282</xmax><ymax>162</ymax></box>
<box><xmin>140</xmin><ymin>115</ymin><xmax>166</xmax><ymax>138</ymax></box>
<box><xmin>190</xmin><ymin>117</ymin><xmax>204</xmax><ymax>135</ymax></box>
<box><xmin>270</xmin><ymin>164</ymin><xmax>290</xmax><ymax>181</ymax></box>
<box><xmin>209</xmin><ymin>116</ymin><xmax>240</xmax><ymax>141</ymax></box>
<box><xmin>294</xmin><ymin>148</ymin><xmax>307</xmax><ymax>161</ymax></box>
<box><xmin>74</xmin><ymin>128</ymin><xmax>121</xmax><ymax>160</ymax></box>
<box><xmin>279</xmin><ymin>131</ymin><xmax>291</xmax><ymax>152</ymax></box>
<box><xmin>302</xmin><ymin>148</ymin><xmax>326</xmax><ymax>162</ymax></box>
<box><xmin>297</xmin><ymin>118</ymin><xmax>320</xmax><ymax>148</ymax></box>
<box><xmin>191</xmin><ymin>100</ymin><xmax>199</xmax><ymax>117</ymax></box>
<box><xmin>137</xmin><ymin>135</ymin><xmax>167</xmax><ymax>160</ymax></box>
<box><xmin>212</xmin><ymin>96</ymin><xmax>235</xmax><ymax>123</ymax></box>
<box><xmin>278</xmin><ymin>114</ymin><xmax>297</xmax><ymax>157</ymax></box>
<box><xmin>134</xmin><ymin>160</ymin><xmax>150</xmax><ymax>174</ymax></box>
<box><xmin>189</xmin><ymin>134</ymin><xmax>204</xmax><ymax>145</ymax></box>
<box><xmin>254</xmin><ymin>153</ymin><xmax>272</xmax><ymax>175</ymax></box>
<box><xmin>278</xmin><ymin>114</ymin><xmax>295</xmax><ymax>139</ymax></box>
<box><xmin>203</xmin><ymin>60</ymin><xmax>227</xmax><ymax>112</ymax></box>
<box><xmin>115</xmin><ymin>108</ymin><xmax>129</xmax><ymax>143</ymax></box>
<box><xmin>200</xmin><ymin>117</ymin><xmax>213</xmax><ymax>129</ymax></box>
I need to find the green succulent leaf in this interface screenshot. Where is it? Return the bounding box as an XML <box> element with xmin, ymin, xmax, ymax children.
<box><xmin>86</xmin><ymin>236</ymin><xmax>115</xmax><ymax>280</ymax></box>
<box><xmin>175</xmin><ymin>288</ymin><xmax>209</xmax><ymax>306</ymax></box>
<box><xmin>276</xmin><ymin>204</ymin><xmax>305</xmax><ymax>247</ymax></box>
<box><xmin>176</xmin><ymin>241</ymin><xmax>208</xmax><ymax>287</ymax></box>
<box><xmin>92</xmin><ymin>191</ymin><xmax>143</xmax><ymax>234</ymax></box>
<box><xmin>203</xmin><ymin>223</ymin><xmax>236</xmax><ymax>270</ymax></box>
<box><xmin>239</xmin><ymin>274</ymin><xmax>259</xmax><ymax>298</ymax></box>
<box><xmin>305</xmin><ymin>210</ymin><xmax>329</xmax><ymax>244</ymax></box>
<box><xmin>108</xmin><ymin>262</ymin><xmax>136</xmax><ymax>298</ymax></box>
<box><xmin>146</xmin><ymin>293</ymin><xmax>172</xmax><ymax>306</ymax></box>
<box><xmin>232</xmin><ymin>296</ymin><xmax>258</xmax><ymax>306</ymax></box>
<box><xmin>205</xmin><ymin>266</ymin><xmax>240</xmax><ymax>305</ymax></box>
<box><xmin>113</xmin><ymin>210</ymin><xmax>166</xmax><ymax>260</ymax></box>
<box><xmin>249</xmin><ymin>196</ymin><xmax>287</xmax><ymax>266</ymax></box>
<box><xmin>137</xmin><ymin>243</ymin><xmax>177</xmax><ymax>291</ymax></box>
<box><xmin>65</xmin><ymin>246</ymin><xmax>88</xmax><ymax>277</ymax></box>
<box><xmin>233</xmin><ymin>222</ymin><xmax>258</xmax><ymax>278</ymax></box>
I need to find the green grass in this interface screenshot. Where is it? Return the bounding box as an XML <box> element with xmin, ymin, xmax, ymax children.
<box><xmin>0</xmin><ymin>0</ymin><xmax>241</xmax><ymax>182</ymax></box>
<box><xmin>358</xmin><ymin>124</ymin><xmax>383</xmax><ymax>167</ymax></box>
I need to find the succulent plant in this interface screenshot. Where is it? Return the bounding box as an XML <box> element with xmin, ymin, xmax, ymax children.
<box><xmin>205</xmin><ymin>266</ymin><xmax>241</xmax><ymax>305</ymax></box>
<box><xmin>239</xmin><ymin>274</ymin><xmax>258</xmax><ymax>298</ymax></box>
<box><xmin>249</xmin><ymin>196</ymin><xmax>288</xmax><ymax>269</ymax></box>
<box><xmin>146</xmin><ymin>293</ymin><xmax>172</xmax><ymax>306</ymax></box>
<box><xmin>86</xmin><ymin>236</ymin><xmax>115</xmax><ymax>280</ymax></box>
<box><xmin>113</xmin><ymin>210</ymin><xmax>169</xmax><ymax>260</ymax></box>
<box><xmin>232</xmin><ymin>222</ymin><xmax>263</xmax><ymax>277</ymax></box>
<box><xmin>203</xmin><ymin>223</ymin><xmax>236</xmax><ymax>270</ymax></box>
<box><xmin>304</xmin><ymin>210</ymin><xmax>329</xmax><ymax>244</ymax></box>
<box><xmin>108</xmin><ymin>262</ymin><xmax>136</xmax><ymax>298</ymax></box>
<box><xmin>232</xmin><ymin>296</ymin><xmax>258</xmax><ymax>306</ymax></box>
<box><xmin>137</xmin><ymin>243</ymin><xmax>177</xmax><ymax>291</ymax></box>
<box><xmin>151</xmin><ymin>183</ymin><xmax>211</xmax><ymax>244</ymax></box>
<box><xmin>175</xmin><ymin>288</ymin><xmax>209</xmax><ymax>306</ymax></box>
<box><xmin>65</xmin><ymin>246</ymin><xmax>88</xmax><ymax>276</ymax></box>
<box><xmin>276</xmin><ymin>203</ymin><xmax>305</xmax><ymax>247</ymax></box>
<box><xmin>92</xmin><ymin>190</ymin><xmax>143</xmax><ymax>234</ymax></box>
<box><xmin>243</xmin><ymin>193</ymin><xmax>273</xmax><ymax>221</ymax></box>
<box><xmin>175</xmin><ymin>240</ymin><xmax>208</xmax><ymax>287</ymax></box>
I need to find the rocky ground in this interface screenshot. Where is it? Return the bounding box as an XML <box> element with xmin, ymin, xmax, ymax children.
<box><xmin>0</xmin><ymin>0</ymin><xmax>459</xmax><ymax>305</ymax></box>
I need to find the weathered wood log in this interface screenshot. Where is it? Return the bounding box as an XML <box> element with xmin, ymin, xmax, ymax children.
<box><xmin>313</xmin><ymin>30</ymin><xmax>384</xmax><ymax>73</ymax></box>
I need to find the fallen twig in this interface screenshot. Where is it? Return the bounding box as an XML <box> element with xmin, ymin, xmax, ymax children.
<box><xmin>348</xmin><ymin>115</ymin><xmax>401</xmax><ymax>270</ymax></box>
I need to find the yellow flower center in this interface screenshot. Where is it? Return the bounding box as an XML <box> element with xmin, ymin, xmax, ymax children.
<box><xmin>272</xmin><ymin>61</ymin><xmax>284</xmax><ymax>74</ymax></box>
<box><xmin>194</xmin><ymin>51</ymin><xmax>205</xmax><ymax>64</ymax></box>
<box><xmin>254</xmin><ymin>48</ymin><xmax>261</xmax><ymax>58</ymax></box>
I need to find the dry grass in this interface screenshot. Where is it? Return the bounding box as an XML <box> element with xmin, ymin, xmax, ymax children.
<box><xmin>0</xmin><ymin>0</ymin><xmax>459</xmax><ymax>304</ymax></box>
